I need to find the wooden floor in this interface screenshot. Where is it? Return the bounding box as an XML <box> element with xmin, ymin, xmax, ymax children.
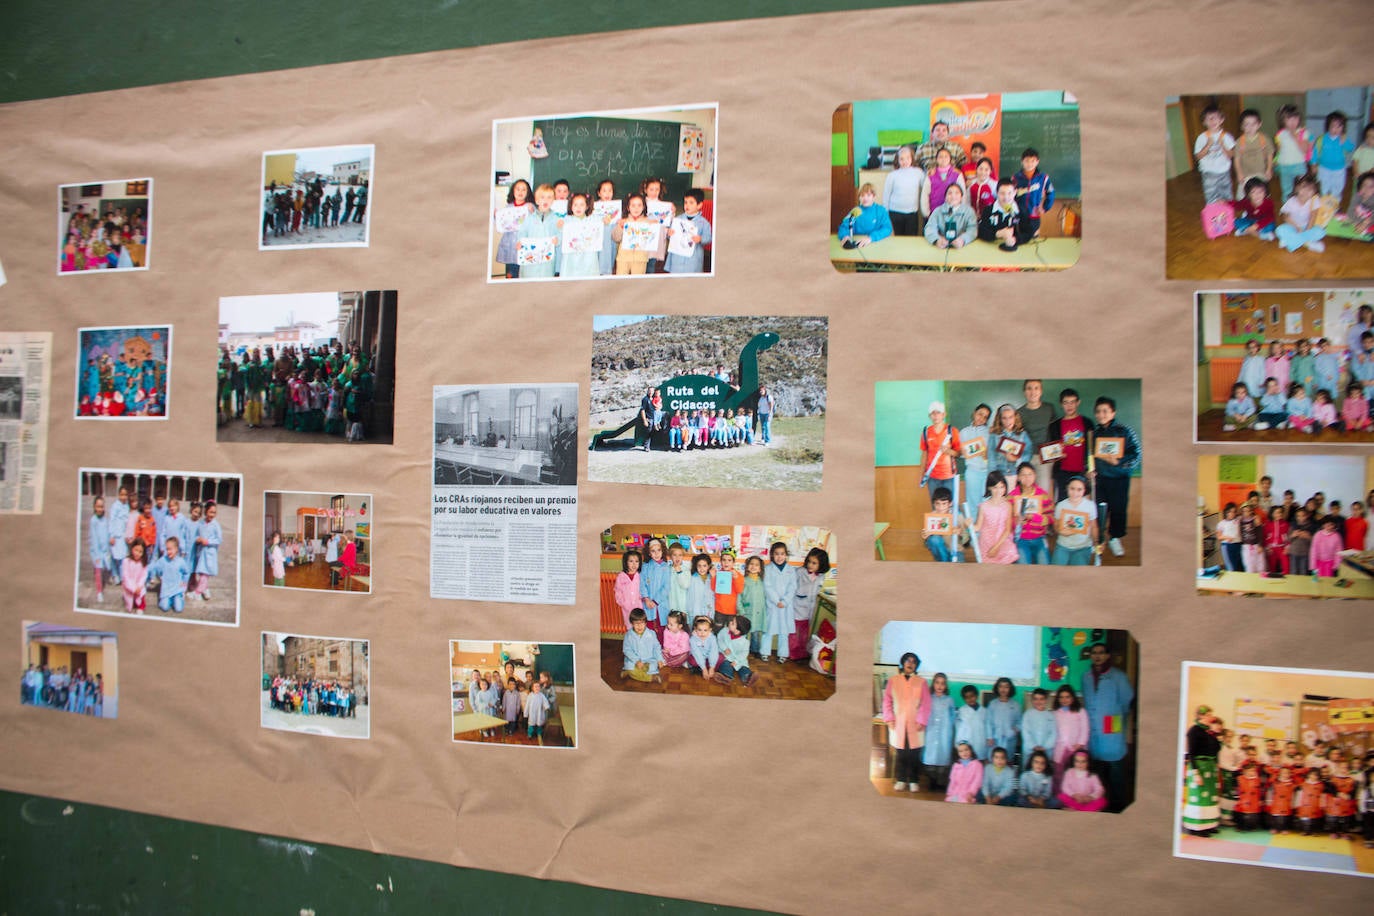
<box><xmin>263</xmin><ymin>558</ymin><xmax>356</xmax><ymax>591</ymax></box>
<box><xmin>1165</xmin><ymin>174</ymin><xmax>1374</xmax><ymax>280</ymax></box>
<box><xmin>599</xmin><ymin>638</ymin><xmax>836</xmax><ymax>701</ymax></box>
<box><xmin>1196</xmin><ymin>407</ymin><xmax>1374</xmax><ymax>444</ymax></box>
<box><xmin>454</xmin><ymin>724</ymin><xmax>571</xmax><ymax>747</ymax></box>
<box><xmin>876</xmin><ymin>525</ymin><xmax>1142</xmax><ymax>565</ymax></box>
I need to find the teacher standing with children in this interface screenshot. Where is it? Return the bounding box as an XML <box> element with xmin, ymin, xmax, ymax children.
<box><xmin>881</xmin><ymin>652</ymin><xmax>931</xmax><ymax>793</ymax></box>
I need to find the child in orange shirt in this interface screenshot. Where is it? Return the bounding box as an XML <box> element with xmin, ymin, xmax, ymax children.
<box><xmin>711</xmin><ymin>550</ymin><xmax>744</xmax><ymax>631</ymax></box>
<box><xmin>920</xmin><ymin>401</ymin><xmax>961</xmax><ymax>503</ymax></box>
<box><xmin>1346</xmin><ymin>502</ymin><xmax>1368</xmax><ymax>553</ymax></box>
<box><xmin>1296</xmin><ymin>768</ymin><xmax>1327</xmax><ymax>835</ymax></box>
<box><xmin>1233</xmin><ymin>760</ymin><xmax>1265</xmax><ymax>831</ymax></box>
<box><xmin>1266</xmin><ymin>766</ymin><xmax>1297</xmax><ymax>834</ymax></box>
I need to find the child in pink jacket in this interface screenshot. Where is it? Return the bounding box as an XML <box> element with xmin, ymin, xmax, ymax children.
<box><xmin>614</xmin><ymin>549</ymin><xmax>643</xmax><ymax>630</ymax></box>
<box><xmin>946</xmin><ymin>741</ymin><xmax>984</xmax><ymax>803</ymax></box>
<box><xmin>1310</xmin><ymin>518</ymin><xmax>1344</xmax><ymax>577</ymax></box>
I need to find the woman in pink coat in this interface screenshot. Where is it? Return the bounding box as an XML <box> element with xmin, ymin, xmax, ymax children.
<box><xmin>881</xmin><ymin>652</ymin><xmax>931</xmax><ymax>792</ymax></box>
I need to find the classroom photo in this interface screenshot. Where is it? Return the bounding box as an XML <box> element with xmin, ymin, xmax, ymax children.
<box><xmin>450</xmin><ymin>642</ymin><xmax>577</xmax><ymax>749</ymax></box>
<box><xmin>217</xmin><ymin>290</ymin><xmax>396</xmax><ymax>445</ymax></box>
<box><xmin>1165</xmin><ymin>86</ymin><xmax>1374</xmax><ymax>280</ymax></box>
<box><xmin>1196</xmin><ymin>453</ymin><xmax>1374</xmax><ymax>599</ymax></box>
<box><xmin>588</xmin><ymin>315</ymin><xmax>827</xmax><ymax>492</ymax></box>
<box><xmin>260</xmin><ymin>144</ymin><xmax>373</xmax><ymax>249</ymax></box>
<box><xmin>872</xmin><ymin>622</ymin><xmax>1137</xmax><ymax>813</ymax></box>
<box><xmin>262</xmin><ymin>491</ymin><xmax>372</xmax><ymax>594</ymax></box>
<box><xmin>75</xmin><ymin>469</ymin><xmax>242</xmax><ymax>627</ymax></box>
<box><xmin>75</xmin><ymin>325</ymin><xmax>170</xmax><ymax>419</ymax></box>
<box><xmin>1197</xmin><ymin>288</ymin><xmax>1374</xmax><ymax>443</ymax></box>
<box><xmin>830</xmin><ymin>92</ymin><xmax>1081</xmax><ymax>272</ymax></box>
<box><xmin>1176</xmin><ymin>662</ymin><xmax>1374</xmax><ymax>879</ymax></box>
<box><xmin>21</xmin><ymin>621</ymin><xmax>118</xmax><ymax>721</ymax></box>
<box><xmin>58</xmin><ymin>178</ymin><xmax>151</xmax><ymax>274</ymax></box>
<box><xmin>598</xmin><ymin>525</ymin><xmax>836</xmax><ymax>701</ymax></box>
<box><xmin>874</xmin><ymin>379</ymin><xmax>1142</xmax><ymax>565</ymax></box>
<box><xmin>488</xmin><ymin>104</ymin><xmax>716</xmax><ymax>282</ymax></box>
<box><xmin>433</xmin><ymin>384</ymin><xmax>578</xmax><ymax>487</ymax></box>
<box><xmin>261</xmin><ymin>632</ymin><xmax>370</xmax><ymax>740</ymax></box>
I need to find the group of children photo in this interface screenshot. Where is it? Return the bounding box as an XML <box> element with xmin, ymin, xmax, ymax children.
<box><xmin>20</xmin><ymin>664</ymin><xmax>105</xmax><ymax>717</ymax></box>
<box><xmin>450</xmin><ymin>643</ymin><xmax>576</xmax><ymax>748</ymax></box>
<box><xmin>58</xmin><ymin>180</ymin><xmax>151</xmax><ymax>274</ymax></box>
<box><xmin>1167</xmin><ymin>87</ymin><xmax>1374</xmax><ymax>279</ymax></box>
<box><xmin>259</xmin><ymin>145</ymin><xmax>373</xmax><ymax>248</ymax></box>
<box><xmin>76</xmin><ymin>326</ymin><xmax>170</xmax><ymax>419</ymax></box>
<box><xmin>490</xmin><ymin>107</ymin><xmax>716</xmax><ymax>281</ymax></box>
<box><xmin>22</xmin><ymin>623</ymin><xmax>118</xmax><ymax>720</ymax></box>
<box><xmin>1177</xmin><ymin>663</ymin><xmax>1374</xmax><ymax>878</ymax></box>
<box><xmin>873</xmin><ymin>623</ymin><xmax>1137</xmax><ymax>814</ymax></box>
<box><xmin>260</xmin><ymin>633</ymin><xmax>370</xmax><ymax>740</ymax></box>
<box><xmin>832</xmin><ymin>94</ymin><xmax>1082</xmax><ymax>272</ymax></box>
<box><xmin>217</xmin><ymin>291</ymin><xmax>397</xmax><ymax>445</ymax></box>
<box><xmin>875</xmin><ymin>379</ymin><xmax>1142</xmax><ymax>565</ymax></box>
<box><xmin>601</xmin><ymin>529</ymin><xmax>837</xmax><ymax>700</ymax></box>
<box><xmin>266</xmin><ymin>675</ymin><xmax>359</xmax><ymax>719</ymax></box>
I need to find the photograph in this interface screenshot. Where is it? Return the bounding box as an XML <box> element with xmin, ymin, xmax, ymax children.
<box><xmin>589</xmin><ymin>315</ymin><xmax>828</xmax><ymax>491</ymax></box>
<box><xmin>262</xmin><ymin>491</ymin><xmax>372</xmax><ymax>594</ymax></box>
<box><xmin>261</xmin><ymin>632</ymin><xmax>369</xmax><ymax>740</ymax></box>
<box><xmin>831</xmin><ymin>92</ymin><xmax>1081</xmax><ymax>272</ymax></box>
<box><xmin>1195</xmin><ymin>453</ymin><xmax>1374</xmax><ymax>598</ymax></box>
<box><xmin>874</xmin><ymin>378</ymin><xmax>1142</xmax><ymax>564</ymax></box>
<box><xmin>1175</xmin><ymin>662</ymin><xmax>1373</xmax><ymax>878</ymax></box>
<box><xmin>75</xmin><ymin>325</ymin><xmax>171</xmax><ymax>419</ymax></box>
<box><xmin>0</xmin><ymin>378</ymin><xmax>22</xmax><ymax>420</ymax></box>
<box><xmin>217</xmin><ymin>290</ymin><xmax>396</xmax><ymax>444</ymax></box>
<box><xmin>872</xmin><ymin>622</ymin><xmax>1137</xmax><ymax>812</ymax></box>
<box><xmin>1196</xmin><ymin>288</ymin><xmax>1374</xmax><ymax>443</ymax></box>
<box><xmin>450</xmin><ymin>641</ymin><xmax>577</xmax><ymax>748</ymax></box>
<box><xmin>598</xmin><ymin>525</ymin><xmax>837</xmax><ymax>701</ymax></box>
<box><xmin>22</xmin><ymin>621</ymin><xmax>118</xmax><ymax>720</ymax></box>
<box><xmin>433</xmin><ymin>385</ymin><xmax>578</xmax><ymax>487</ymax></box>
<box><xmin>488</xmin><ymin>104</ymin><xmax>717</xmax><ymax>281</ymax></box>
<box><xmin>75</xmin><ymin>469</ymin><xmax>242</xmax><ymax>626</ymax></box>
<box><xmin>58</xmin><ymin>179</ymin><xmax>151</xmax><ymax>274</ymax></box>
<box><xmin>260</xmin><ymin>145</ymin><xmax>373</xmax><ymax>249</ymax></box>
<box><xmin>1165</xmin><ymin>86</ymin><xmax>1374</xmax><ymax>280</ymax></box>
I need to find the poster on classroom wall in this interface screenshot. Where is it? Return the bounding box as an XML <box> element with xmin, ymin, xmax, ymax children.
<box><xmin>931</xmin><ymin>94</ymin><xmax>1002</xmax><ymax>170</ymax></box>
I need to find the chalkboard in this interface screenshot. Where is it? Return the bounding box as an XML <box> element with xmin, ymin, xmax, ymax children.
<box><xmin>538</xmin><ymin>642</ymin><xmax>576</xmax><ymax>686</ymax></box>
<box><xmin>532</xmin><ymin>116</ymin><xmax>695</xmax><ymax>204</ymax></box>
<box><xmin>998</xmin><ymin>109</ymin><xmax>1081</xmax><ymax>198</ymax></box>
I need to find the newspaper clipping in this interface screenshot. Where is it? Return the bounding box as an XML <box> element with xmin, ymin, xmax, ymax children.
<box><xmin>431</xmin><ymin>384</ymin><xmax>578</xmax><ymax>604</ymax></box>
<box><xmin>0</xmin><ymin>333</ymin><xmax>52</xmax><ymax>514</ymax></box>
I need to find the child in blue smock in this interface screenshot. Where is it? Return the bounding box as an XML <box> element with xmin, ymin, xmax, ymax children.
<box><xmin>665</xmin><ymin>189</ymin><xmax>712</xmax><ymax>274</ymax></box>
<box><xmin>686</xmin><ymin>553</ymin><xmax>716</xmax><ymax>625</ymax></box>
<box><xmin>1312</xmin><ymin>111</ymin><xmax>1355</xmax><ymax>200</ymax></box>
<box><xmin>837</xmin><ymin>182</ymin><xmax>892</xmax><ymax>247</ymax></box>
<box><xmin>1016</xmin><ymin>750</ymin><xmax>1061</xmax><ymax>808</ymax></box>
<box><xmin>639</xmin><ymin>537</ymin><xmax>672</xmax><ymax>632</ymax></box>
<box><xmin>594</xmin><ymin>180</ymin><xmax>620</xmax><ymax>276</ymax></box>
<box><xmin>148</xmin><ymin>536</ymin><xmax>192</xmax><ymax>613</ymax></box>
<box><xmin>191</xmin><ymin>502</ymin><xmax>223</xmax><ymax>601</ymax></box>
<box><xmin>981</xmin><ymin>747</ymin><xmax>1020</xmax><ymax>806</ymax></box>
<box><xmin>922</xmin><ymin>672</ymin><xmax>956</xmax><ymax>790</ymax></box>
<box><xmin>1313</xmin><ymin>339</ymin><xmax>1339</xmax><ymax>402</ymax></box>
<box><xmin>687</xmin><ymin>616</ymin><xmax>722</xmax><ymax>681</ymax></box>
<box><xmin>517</xmin><ymin>184</ymin><xmax>562</xmax><ymax>279</ymax></box>
<box><xmin>1224</xmin><ymin>382</ymin><xmax>1257</xmax><ymax>431</ymax></box>
<box><xmin>760</xmin><ymin>542</ymin><xmax>796</xmax><ymax>662</ymax></box>
<box><xmin>558</xmin><ymin>193</ymin><xmax>601</xmax><ymax>278</ymax></box>
<box><xmin>621</xmin><ymin>608</ymin><xmax>664</xmax><ymax>683</ymax></box>
<box><xmin>955</xmin><ymin>684</ymin><xmax>989</xmax><ymax>761</ymax></box>
<box><xmin>1021</xmin><ymin>688</ymin><xmax>1058</xmax><ymax>765</ymax></box>
<box><xmin>986</xmin><ymin>677</ymin><xmax>1023</xmax><ymax>764</ymax></box>
<box><xmin>88</xmin><ymin>496</ymin><xmax>116</xmax><ymax>603</ymax></box>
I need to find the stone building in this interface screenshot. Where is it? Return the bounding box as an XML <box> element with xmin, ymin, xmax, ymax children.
<box><xmin>279</xmin><ymin>637</ymin><xmax>368</xmax><ymax>701</ymax></box>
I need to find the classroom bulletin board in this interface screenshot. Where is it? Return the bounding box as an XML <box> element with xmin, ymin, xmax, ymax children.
<box><xmin>1</xmin><ymin>0</ymin><xmax>1372</xmax><ymax>911</ymax></box>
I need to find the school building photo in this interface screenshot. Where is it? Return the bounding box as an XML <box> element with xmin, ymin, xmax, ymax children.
<box><xmin>22</xmin><ymin>621</ymin><xmax>118</xmax><ymax>720</ymax></box>
<box><xmin>1195</xmin><ymin>453</ymin><xmax>1374</xmax><ymax>599</ymax></box>
<box><xmin>1176</xmin><ymin>663</ymin><xmax>1374</xmax><ymax>879</ymax></box>
<box><xmin>831</xmin><ymin>92</ymin><xmax>1082</xmax><ymax>272</ymax></box>
<box><xmin>872</xmin><ymin>622</ymin><xmax>1137</xmax><ymax>813</ymax></box>
<box><xmin>450</xmin><ymin>642</ymin><xmax>577</xmax><ymax>749</ymax></box>
<box><xmin>874</xmin><ymin>379</ymin><xmax>1142</xmax><ymax>565</ymax></box>
<box><xmin>1196</xmin><ymin>289</ymin><xmax>1374</xmax><ymax>443</ymax></box>
<box><xmin>598</xmin><ymin>525</ymin><xmax>836</xmax><ymax>701</ymax></box>
<box><xmin>1164</xmin><ymin>86</ymin><xmax>1374</xmax><ymax>280</ymax></box>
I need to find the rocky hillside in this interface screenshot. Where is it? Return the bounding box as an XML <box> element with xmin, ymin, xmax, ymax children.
<box><xmin>590</xmin><ymin>315</ymin><xmax>828</xmax><ymax>425</ymax></box>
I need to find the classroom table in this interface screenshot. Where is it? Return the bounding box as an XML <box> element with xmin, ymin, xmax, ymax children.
<box><xmin>347</xmin><ymin>574</ymin><xmax>370</xmax><ymax>592</ymax></box>
<box><xmin>1195</xmin><ymin>569</ymin><xmax>1374</xmax><ymax>598</ymax></box>
<box><xmin>555</xmin><ymin>700</ymin><xmax>576</xmax><ymax>746</ymax></box>
<box><xmin>874</xmin><ymin>522</ymin><xmax>890</xmax><ymax>560</ymax></box>
<box><xmin>452</xmin><ymin>711</ymin><xmax>508</xmax><ymax>737</ymax></box>
<box><xmin>830</xmin><ymin>235</ymin><xmax>1079</xmax><ymax>272</ymax></box>
<box><xmin>434</xmin><ymin>442</ymin><xmax>544</xmax><ymax>485</ymax></box>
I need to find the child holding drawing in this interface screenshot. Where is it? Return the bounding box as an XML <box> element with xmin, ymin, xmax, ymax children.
<box><xmin>1052</xmin><ymin>476</ymin><xmax>1097</xmax><ymax>566</ymax></box>
<box><xmin>612</xmin><ymin>194</ymin><xmax>655</xmax><ymax>275</ymax></box>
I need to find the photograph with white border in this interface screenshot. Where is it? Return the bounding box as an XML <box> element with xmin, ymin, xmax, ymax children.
<box><xmin>1197</xmin><ymin>288</ymin><xmax>1374</xmax><ymax>445</ymax></box>
<box><xmin>22</xmin><ymin>620</ymin><xmax>119</xmax><ymax>720</ymax></box>
<box><xmin>75</xmin><ymin>468</ymin><xmax>242</xmax><ymax>627</ymax></box>
<box><xmin>432</xmin><ymin>384</ymin><xmax>578</xmax><ymax>605</ymax></box>
<box><xmin>0</xmin><ymin>332</ymin><xmax>51</xmax><ymax>514</ymax></box>
<box><xmin>58</xmin><ymin>178</ymin><xmax>151</xmax><ymax>275</ymax></box>
<box><xmin>1175</xmin><ymin>661</ymin><xmax>1373</xmax><ymax>879</ymax></box>
<box><xmin>262</xmin><ymin>631</ymin><xmax>369</xmax><ymax>740</ymax></box>
<box><xmin>263</xmin><ymin>490</ymin><xmax>373</xmax><ymax>594</ymax></box>
<box><xmin>259</xmin><ymin>144</ymin><xmax>373</xmax><ymax>249</ymax></box>
<box><xmin>488</xmin><ymin>103</ymin><xmax>717</xmax><ymax>282</ymax></box>
<box><xmin>450</xmin><ymin>641</ymin><xmax>577</xmax><ymax>749</ymax></box>
<box><xmin>75</xmin><ymin>325</ymin><xmax>171</xmax><ymax>419</ymax></box>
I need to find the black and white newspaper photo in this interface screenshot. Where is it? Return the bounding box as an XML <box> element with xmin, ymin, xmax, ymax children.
<box><xmin>431</xmin><ymin>384</ymin><xmax>578</xmax><ymax>605</ymax></box>
<box><xmin>0</xmin><ymin>333</ymin><xmax>51</xmax><ymax>514</ymax></box>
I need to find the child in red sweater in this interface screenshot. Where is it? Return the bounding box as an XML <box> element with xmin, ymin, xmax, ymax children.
<box><xmin>1263</xmin><ymin>506</ymin><xmax>1290</xmax><ymax>576</ymax></box>
<box><xmin>1346</xmin><ymin>502</ymin><xmax>1368</xmax><ymax>553</ymax></box>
